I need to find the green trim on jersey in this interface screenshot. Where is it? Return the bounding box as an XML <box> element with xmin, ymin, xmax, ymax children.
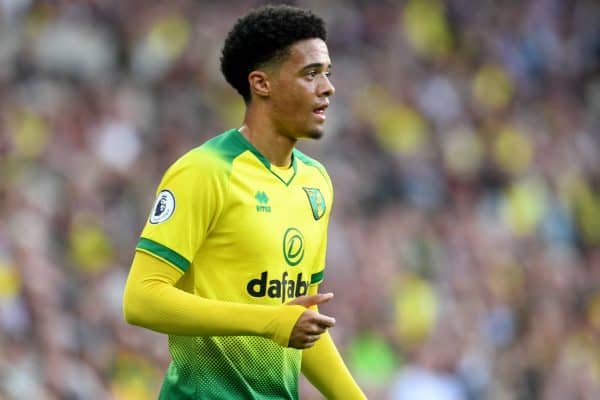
<box><xmin>137</xmin><ymin>237</ymin><xmax>190</xmax><ymax>271</ymax></box>
<box><xmin>293</xmin><ymin>149</ymin><xmax>328</xmax><ymax>183</ymax></box>
<box><xmin>269</xmin><ymin>161</ymin><xmax>298</xmax><ymax>186</ymax></box>
<box><xmin>207</xmin><ymin>129</ymin><xmax>299</xmax><ymax>186</ymax></box>
<box><xmin>311</xmin><ymin>270</ymin><xmax>324</xmax><ymax>284</ymax></box>
<box><xmin>202</xmin><ymin>129</ymin><xmax>249</xmax><ymax>167</ymax></box>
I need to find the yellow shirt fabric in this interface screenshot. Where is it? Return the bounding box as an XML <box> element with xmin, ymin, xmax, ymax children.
<box><xmin>125</xmin><ymin>129</ymin><xmax>365</xmax><ymax>399</ymax></box>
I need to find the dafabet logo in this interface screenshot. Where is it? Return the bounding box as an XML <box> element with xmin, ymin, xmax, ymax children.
<box><xmin>245</xmin><ymin>227</ymin><xmax>309</xmax><ymax>303</ymax></box>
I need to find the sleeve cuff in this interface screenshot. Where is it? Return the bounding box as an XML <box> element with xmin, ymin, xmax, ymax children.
<box><xmin>266</xmin><ymin>305</ymin><xmax>307</xmax><ymax>347</ymax></box>
<box><xmin>136</xmin><ymin>237</ymin><xmax>190</xmax><ymax>272</ymax></box>
<box><xmin>310</xmin><ymin>269</ymin><xmax>324</xmax><ymax>285</ymax></box>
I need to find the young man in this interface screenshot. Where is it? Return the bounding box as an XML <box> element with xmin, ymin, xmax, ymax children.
<box><xmin>123</xmin><ymin>5</ymin><xmax>366</xmax><ymax>399</ymax></box>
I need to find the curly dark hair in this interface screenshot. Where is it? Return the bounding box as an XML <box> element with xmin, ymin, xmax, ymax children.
<box><xmin>220</xmin><ymin>5</ymin><xmax>327</xmax><ymax>103</ymax></box>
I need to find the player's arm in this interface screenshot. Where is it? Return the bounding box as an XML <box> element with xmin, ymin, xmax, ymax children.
<box><xmin>295</xmin><ymin>159</ymin><xmax>365</xmax><ymax>397</ymax></box>
<box><xmin>299</xmin><ymin>287</ymin><xmax>367</xmax><ymax>399</ymax></box>
<box><xmin>123</xmin><ymin>251</ymin><xmax>333</xmax><ymax>349</ymax></box>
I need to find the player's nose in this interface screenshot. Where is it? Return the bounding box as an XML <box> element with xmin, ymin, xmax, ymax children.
<box><xmin>318</xmin><ymin>75</ymin><xmax>335</xmax><ymax>97</ymax></box>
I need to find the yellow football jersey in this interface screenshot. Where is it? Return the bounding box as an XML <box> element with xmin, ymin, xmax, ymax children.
<box><xmin>136</xmin><ymin>129</ymin><xmax>332</xmax><ymax>399</ymax></box>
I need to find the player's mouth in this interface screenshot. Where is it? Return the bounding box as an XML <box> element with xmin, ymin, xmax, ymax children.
<box><xmin>313</xmin><ymin>103</ymin><xmax>328</xmax><ymax>122</ymax></box>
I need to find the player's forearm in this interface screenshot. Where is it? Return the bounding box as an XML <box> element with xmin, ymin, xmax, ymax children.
<box><xmin>302</xmin><ymin>331</ymin><xmax>366</xmax><ymax>399</ymax></box>
<box><xmin>123</xmin><ymin>251</ymin><xmax>305</xmax><ymax>346</ymax></box>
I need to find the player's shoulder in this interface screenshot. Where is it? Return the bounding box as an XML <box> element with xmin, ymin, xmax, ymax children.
<box><xmin>167</xmin><ymin>129</ymin><xmax>246</xmax><ymax>177</ymax></box>
<box><xmin>200</xmin><ymin>128</ymin><xmax>252</xmax><ymax>164</ymax></box>
<box><xmin>293</xmin><ymin>148</ymin><xmax>333</xmax><ymax>194</ymax></box>
<box><xmin>293</xmin><ymin>148</ymin><xmax>328</xmax><ymax>172</ymax></box>
<box><xmin>293</xmin><ymin>148</ymin><xmax>330</xmax><ymax>180</ymax></box>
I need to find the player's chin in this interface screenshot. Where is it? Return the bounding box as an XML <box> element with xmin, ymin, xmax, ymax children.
<box><xmin>307</xmin><ymin>127</ymin><xmax>325</xmax><ymax>140</ymax></box>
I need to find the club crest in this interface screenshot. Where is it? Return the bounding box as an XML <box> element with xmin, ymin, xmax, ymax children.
<box><xmin>302</xmin><ymin>187</ymin><xmax>326</xmax><ymax>220</ymax></box>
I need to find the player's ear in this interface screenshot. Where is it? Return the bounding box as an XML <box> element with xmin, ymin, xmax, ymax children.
<box><xmin>248</xmin><ymin>70</ymin><xmax>270</xmax><ymax>98</ymax></box>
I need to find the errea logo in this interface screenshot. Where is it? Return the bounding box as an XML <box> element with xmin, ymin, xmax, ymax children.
<box><xmin>255</xmin><ymin>191</ymin><xmax>271</xmax><ymax>213</ymax></box>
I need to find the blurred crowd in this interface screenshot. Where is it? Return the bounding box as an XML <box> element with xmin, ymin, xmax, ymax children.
<box><xmin>0</xmin><ymin>0</ymin><xmax>599</xmax><ymax>399</ymax></box>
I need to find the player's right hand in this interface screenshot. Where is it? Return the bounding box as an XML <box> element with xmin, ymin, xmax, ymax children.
<box><xmin>287</xmin><ymin>293</ymin><xmax>336</xmax><ymax>349</ymax></box>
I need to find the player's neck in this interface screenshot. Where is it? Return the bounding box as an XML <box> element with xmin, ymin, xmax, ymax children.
<box><xmin>239</xmin><ymin>110</ymin><xmax>296</xmax><ymax>168</ymax></box>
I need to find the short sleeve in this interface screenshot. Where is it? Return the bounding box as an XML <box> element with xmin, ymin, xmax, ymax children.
<box><xmin>137</xmin><ymin>150</ymin><xmax>228</xmax><ymax>272</ymax></box>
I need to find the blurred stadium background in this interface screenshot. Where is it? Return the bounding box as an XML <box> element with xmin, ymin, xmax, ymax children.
<box><xmin>1</xmin><ymin>0</ymin><xmax>599</xmax><ymax>399</ymax></box>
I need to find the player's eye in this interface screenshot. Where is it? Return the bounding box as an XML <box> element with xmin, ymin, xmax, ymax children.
<box><xmin>307</xmin><ymin>70</ymin><xmax>318</xmax><ymax>78</ymax></box>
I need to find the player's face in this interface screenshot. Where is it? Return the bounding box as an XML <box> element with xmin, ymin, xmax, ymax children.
<box><xmin>269</xmin><ymin>38</ymin><xmax>335</xmax><ymax>140</ymax></box>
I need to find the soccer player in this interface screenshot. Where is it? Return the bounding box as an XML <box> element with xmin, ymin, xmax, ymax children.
<box><xmin>123</xmin><ymin>5</ymin><xmax>366</xmax><ymax>399</ymax></box>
